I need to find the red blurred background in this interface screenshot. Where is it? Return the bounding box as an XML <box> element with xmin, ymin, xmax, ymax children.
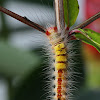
<box><xmin>84</xmin><ymin>0</ymin><xmax>100</xmax><ymax>59</ymax></box>
<box><xmin>83</xmin><ymin>0</ymin><xmax>100</xmax><ymax>89</ymax></box>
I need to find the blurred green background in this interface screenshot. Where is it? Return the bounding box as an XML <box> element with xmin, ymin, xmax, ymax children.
<box><xmin>0</xmin><ymin>0</ymin><xmax>100</xmax><ymax>100</ymax></box>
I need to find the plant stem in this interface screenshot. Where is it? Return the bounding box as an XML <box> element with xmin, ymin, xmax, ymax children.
<box><xmin>54</xmin><ymin>0</ymin><xmax>65</xmax><ymax>34</ymax></box>
<box><xmin>72</xmin><ymin>12</ymin><xmax>100</xmax><ymax>30</ymax></box>
<box><xmin>0</xmin><ymin>6</ymin><xmax>100</xmax><ymax>35</ymax></box>
<box><xmin>0</xmin><ymin>6</ymin><xmax>46</xmax><ymax>33</ymax></box>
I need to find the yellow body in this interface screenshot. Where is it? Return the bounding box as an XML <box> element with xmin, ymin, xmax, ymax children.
<box><xmin>54</xmin><ymin>43</ymin><xmax>67</xmax><ymax>70</ymax></box>
<box><xmin>56</xmin><ymin>56</ymin><xmax>67</xmax><ymax>62</ymax></box>
<box><xmin>55</xmin><ymin>49</ymin><xmax>66</xmax><ymax>55</ymax></box>
<box><xmin>55</xmin><ymin>63</ymin><xmax>66</xmax><ymax>70</ymax></box>
<box><xmin>54</xmin><ymin>43</ymin><xmax>65</xmax><ymax>51</ymax></box>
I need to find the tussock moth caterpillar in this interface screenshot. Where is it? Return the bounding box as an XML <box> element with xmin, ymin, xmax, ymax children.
<box><xmin>42</xmin><ymin>25</ymin><xmax>82</xmax><ymax>100</ymax></box>
<box><xmin>46</xmin><ymin>27</ymin><xmax>68</xmax><ymax>100</ymax></box>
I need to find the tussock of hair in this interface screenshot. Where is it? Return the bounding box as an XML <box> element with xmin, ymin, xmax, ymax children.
<box><xmin>40</xmin><ymin>45</ymin><xmax>56</xmax><ymax>100</ymax></box>
<box><xmin>67</xmin><ymin>40</ymin><xmax>83</xmax><ymax>97</ymax></box>
<box><xmin>68</xmin><ymin>71</ymin><xmax>83</xmax><ymax>79</ymax></box>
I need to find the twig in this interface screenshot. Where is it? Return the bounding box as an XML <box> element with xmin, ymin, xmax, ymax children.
<box><xmin>54</xmin><ymin>0</ymin><xmax>65</xmax><ymax>33</ymax></box>
<box><xmin>72</xmin><ymin>12</ymin><xmax>100</xmax><ymax>30</ymax></box>
<box><xmin>0</xmin><ymin>6</ymin><xmax>46</xmax><ymax>33</ymax></box>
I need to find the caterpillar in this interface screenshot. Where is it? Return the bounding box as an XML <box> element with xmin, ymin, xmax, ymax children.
<box><xmin>43</xmin><ymin>25</ymin><xmax>84</xmax><ymax>100</ymax></box>
<box><xmin>46</xmin><ymin>27</ymin><xmax>67</xmax><ymax>100</ymax></box>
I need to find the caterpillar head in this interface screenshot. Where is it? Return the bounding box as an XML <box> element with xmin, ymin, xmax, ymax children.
<box><xmin>46</xmin><ymin>27</ymin><xmax>57</xmax><ymax>36</ymax></box>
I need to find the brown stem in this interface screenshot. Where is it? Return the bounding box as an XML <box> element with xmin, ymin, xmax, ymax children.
<box><xmin>0</xmin><ymin>6</ymin><xmax>46</xmax><ymax>33</ymax></box>
<box><xmin>54</xmin><ymin>0</ymin><xmax>65</xmax><ymax>33</ymax></box>
<box><xmin>72</xmin><ymin>12</ymin><xmax>100</xmax><ymax>30</ymax></box>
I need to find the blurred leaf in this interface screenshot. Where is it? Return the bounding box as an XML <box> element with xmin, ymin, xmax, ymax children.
<box><xmin>0</xmin><ymin>40</ymin><xmax>41</xmax><ymax>78</ymax></box>
<box><xmin>86</xmin><ymin>65</ymin><xmax>100</xmax><ymax>88</ymax></box>
<box><xmin>63</xmin><ymin>0</ymin><xmax>79</xmax><ymax>27</ymax></box>
<box><xmin>77</xmin><ymin>90</ymin><xmax>100</xmax><ymax>100</ymax></box>
<box><xmin>14</xmin><ymin>65</ymin><xmax>44</xmax><ymax>100</ymax></box>
<box><xmin>13</xmin><ymin>47</ymin><xmax>49</xmax><ymax>100</ymax></box>
<box><xmin>75</xmin><ymin>29</ymin><xmax>100</xmax><ymax>52</ymax></box>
